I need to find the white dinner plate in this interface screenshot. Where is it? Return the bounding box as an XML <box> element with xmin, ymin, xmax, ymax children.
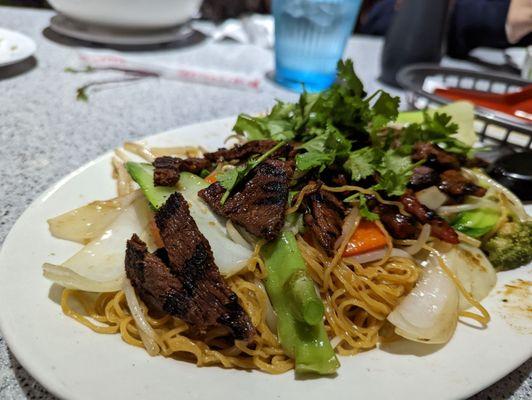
<box><xmin>0</xmin><ymin>117</ymin><xmax>531</xmax><ymax>400</ymax></box>
<box><xmin>0</xmin><ymin>28</ymin><xmax>36</xmax><ymax>67</ymax></box>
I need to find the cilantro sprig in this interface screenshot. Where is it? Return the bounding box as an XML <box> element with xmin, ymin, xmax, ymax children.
<box><xmin>229</xmin><ymin>59</ymin><xmax>474</xmax><ymax>200</ymax></box>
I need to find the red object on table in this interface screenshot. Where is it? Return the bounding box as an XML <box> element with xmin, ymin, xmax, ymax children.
<box><xmin>434</xmin><ymin>85</ymin><xmax>532</xmax><ymax>123</ymax></box>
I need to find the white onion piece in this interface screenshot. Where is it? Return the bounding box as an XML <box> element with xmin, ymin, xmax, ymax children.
<box><xmin>255</xmin><ymin>280</ymin><xmax>277</xmax><ymax>333</ymax></box>
<box><xmin>47</xmin><ymin>191</ymin><xmax>140</xmax><ymax>244</ymax></box>
<box><xmin>344</xmin><ymin>248</ymin><xmax>412</xmax><ymax>264</ymax></box>
<box><xmin>330</xmin><ymin>336</ymin><xmax>342</xmax><ymax>349</ymax></box>
<box><xmin>437</xmin><ymin>201</ymin><xmax>498</xmax><ymax>216</ymax></box>
<box><xmin>226</xmin><ymin>220</ymin><xmax>253</xmax><ymax>250</ymax></box>
<box><xmin>464</xmin><ymin>168</ymin><xmax>529</xmax><ymax>222</ymax></box>
<box><xmin>334</xmin><ymin>207</ymin><xmax>360</xmax><ymax>251</ymax></box>
<box><xmin>387</xmin><ymin>254</ymin><xmax>459</xmax><ymax>343</ymax></box>
<box><xmin>123</xmin><ymin>278</ymin><xmax>160</xmax><ymax>356</ymax></box>
<box><xmin>403</xmin><ymin>224</ymin><xmax>431</xmax><ymax>255</ymax></box>
<box><xmin>416</xmin><ymin>186</ymin><xmax>448</xmax><ymax>210</ymax></box>
<box><xmin>179</xmin><ymin>173</ymin><xmax>251</xmax><ymax>277</ymax></box>
<box><xmin>42</xmin><ymin>263</ymin><xmax>124</xmax><ymax>292</ymax></box>
<box><xmin>435</xmin><ymin>242</ymin><xmax>497</xmax><ymax>310</ymax></box>
<box><xmin>438</xmin><ymin>203</ymin><xmax>483</xmax><ymax>215</ymax></box>
<box><xmin>43</xmin><ymin>196</ymin><xmax>153</xmax><ymax>292</ymax></box>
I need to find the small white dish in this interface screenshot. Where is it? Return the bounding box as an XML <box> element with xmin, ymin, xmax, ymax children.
<box><xmin>0</xmin><ymin>117</ymin><xmax>530</xmax><ymax>400</ymax></box>
<box><xmin>0</xmin><ymin>28</ymin><xmax>36</xmax><ymax>68</ymax></box>
<box><xmin>49</xmin><ymin>15</ymin><xmax>195</xmax><ymax>46</ymax></box>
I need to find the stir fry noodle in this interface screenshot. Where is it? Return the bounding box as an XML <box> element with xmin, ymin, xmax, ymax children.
<box><xmin>45</xmin><ymin>60</ymin><xmax>532</xmax><ymax>376</ymax></box>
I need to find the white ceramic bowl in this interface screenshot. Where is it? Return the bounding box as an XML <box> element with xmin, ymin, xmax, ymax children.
<box><xmin>48</xmin><ymin>0</ymin><xmax>203</xmax><ymax>30</ymax></box>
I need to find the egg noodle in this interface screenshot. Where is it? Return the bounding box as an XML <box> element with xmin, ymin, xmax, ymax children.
<box><xmin>61</xmin><ymin>230</ymin><xmax>421</xmax><ymax>373</ymax></box>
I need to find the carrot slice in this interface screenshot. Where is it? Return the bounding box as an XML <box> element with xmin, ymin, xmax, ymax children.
<box><xmin>343</xmin><ymin>220</ymin><xmax>387</xmax><ymax>257</ymax></box>
<box><xmin>205</xmin><ymin>172</ymin><xmax>218</xmax><ymax>184</ymax></box>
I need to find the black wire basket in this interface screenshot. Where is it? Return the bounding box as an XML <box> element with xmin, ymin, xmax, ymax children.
<box><xmin>396</xmin><ymin>64</ymin><xmax>532</xmax><ymax>150</ymax></box>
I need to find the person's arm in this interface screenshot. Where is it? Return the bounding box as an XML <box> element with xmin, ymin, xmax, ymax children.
<box><xmin>506</xmin><ymin>0</ymin><xmax>532</xmax><ymax>44</ymax></box>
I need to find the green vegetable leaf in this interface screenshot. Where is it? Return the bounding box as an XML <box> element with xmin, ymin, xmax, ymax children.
<box><xmin>366</xmin><ymin>90</ymin><xmax>400</xmax><ymax>146</ymax></box>
<box><xmin>295</xmin><ymin>151</ymin><xmax>335</xmax><ymax>173</ymax></box>
<box><xmin>344</xmin><ymin>193</ymin><xmax>379</xmax><ymax>221</ymax></box>
<box><xmin>373</xmin><ymin>150</ymin><xmax>420</xmax><ymax>196</ymax></box>
<box><xmin>295</xmin><ymin>124</ymin><xmax>351</xmax><ymax>173</ymax></box>
<box><xmin>343</xmin><ymin>147</ymin><xmax>377</xmax><ymax>181</ymax></box>
<box><xmin>399</xmin><ymin>111</ymin><xmax>473</xmax><ymax>157</ymax></box>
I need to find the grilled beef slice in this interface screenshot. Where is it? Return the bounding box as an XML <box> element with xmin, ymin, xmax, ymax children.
<box><xmin>439</xmin><ymin>169</ymin><xmax>487</xmax><ymax>198</ymax></box>
<box><xmin>303</xmin><ymin>189</ymin><xmax>346</xmax><ymax>255</ymax></box>
<box><xmin>204</xmin><ymin>140</ymin><xmax>293</xmax><ymax>162</ymax></box>
<box><xmin>374</xmin><ymin>204</ymin><xmax>419</xmax><ymax>239</ymax></box>
<box><xmin>400</xmin><ymin>192</ymin><xmax>459</xmax><ymax>244</ymax></box>
<box><xmin>412</xmin><ymin>142</ymin><xmax>461</xmax><ymax>170</ymax></box>
<box><xmin>409</xmin><ymin>166</ymin><xmax>440</xmax><ymax>190</ymax></box>
<box><xmin>198</xmin><ymin>159</ymin><xmax>293</xmax><ymax>240</ymax></box>
<box><xmin>125</xmin><ymin>193</ymin><xmax>254</xmax><ymax>340</ymax></box>
<box><xmin>153</xmin><ymin>156</ymin><xmax>212</xmax><ymax>186</ymax></box>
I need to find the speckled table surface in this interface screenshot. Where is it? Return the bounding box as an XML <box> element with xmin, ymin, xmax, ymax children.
<box><xmin>0</xmin><ymin>5</ymin><xmax>530</xmax><ymax>400</ymax></box>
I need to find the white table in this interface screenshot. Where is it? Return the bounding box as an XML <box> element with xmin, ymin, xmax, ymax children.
<box><xmin>0</xmin><ymin>5</ymin><xmax>530</xmax><ymax>400</ymax></box>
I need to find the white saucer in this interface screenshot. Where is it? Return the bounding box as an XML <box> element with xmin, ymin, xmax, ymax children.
<box><xmin>0</xmin><ymin>28</ymin><xmax>36</xmax><ymax>67</ymax></box>
<box><xmin>49</xmin><ymin>14</ymin><xmax>195</xmax><ymax>46</ymax></box>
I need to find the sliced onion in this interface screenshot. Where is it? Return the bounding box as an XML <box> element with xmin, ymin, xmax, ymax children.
<box><xmin>330</xmin><ymin>336</ymin><xmax>342</xmax><ymax>349</ymax></box>
<box><xmin>255</xmin><ymin>280</ymin><xmax>277</xmax><ymax>333</ymax></box>
<box><xmin>403</xmin><ymin>224</ymin><xmax>431</xmax><ymax>255</ymax></box>
<box><xmin>43</xmin><ymin>196</ymin><xmax>153</xmax><ymax>292</ymax></box>
<box><xmin>416</xmin><ymin>186</ymin><xmax>448</xmax><ymax>210</ymax></box>
<box><xmin>48</xmin><ymin>191</ymin><xmax>140</xmax><ymax>244</ymax></box>
<box><xmin>456</xmin><ymin>231</ymin><xmax>481</xmax><ymax>248</ymax></box>
<box><xmin>388</xmin><ymin>253</ymin><xmax>459</xmax><ymax>344</ymax></box>
<box><xmin>123</xmin><ymin>278</ymin><xmax>160</xmax><ymax>356</ymax></box>
<box><xmin>464</xmin><ymin>168</ymin><xmax>529</xmax><ymax>222</ymax></box>
<box><xmin>179</xmin><ymin>173</ymin><xmax>252</xmax><ymax>276</ymax></box>
<box><xmin>344</xmin><ymin>248</ymin><xmax>412</xmax><ymax>264</ymax></box>
<box><xmin>435</xmin><ymin>242</ymin><xmax>496</xmax><ymax>310</ymax></box>
<box><xmin>123</xmin><ymin>141</ymin><xmax>155</xmax><ymax>163</ymax></box>
<box><xmin>42</xmin><ymin>263</ymin><xmax>124</xmax><ymax>292</ymax></box>
<box><xmin>226</xmin><ymin>220</ymin><xmax>253</xmax><ymax>249</ymax></box>
<box><xmin>438</xmin><ymin>203</ymin><xmax>483</xmax><ymax>215</ymax></box>
<box><xmin>334</xmin><ymin>207</ymin><xmax>360</xmax><ymax>251</ymax></box>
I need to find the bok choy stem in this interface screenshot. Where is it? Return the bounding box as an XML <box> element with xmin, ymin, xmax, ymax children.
<box><xmin>261</xmin><ymin>231</ymin><xmax>339</xmax><ymax>375</ymax></box>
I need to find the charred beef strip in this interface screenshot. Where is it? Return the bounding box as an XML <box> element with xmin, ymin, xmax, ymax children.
<box><xmin>204</xmin><ymin>140</ymin><xmax>293</xmax><ymax>162</ymax></box>
<box><xmin>303</xmin><ymin>188</ymin><xmax>346</xmax><ymax>256</ymax></box>
<box><xmin>373</xmin><ymin>204</ymin><xmax>419</xmax><ymax>239</ymax></box>
<box><xmin>412</xmin><ymin>142</ymin><xmax>461</xmax><ymax>170</ymax></box>
<box><xmin>198</xmin><ymin>159</ymin><xmax>293</xmax><ymax>240</ymax></box>
<box><xmin>153</xmin><ymin>156</ymin><xmax>212</xmax><ymax>186</ymax></box>
<box><xmin>409</xmin><ymin>166</ymin><xmax>440</xmax><ymax>190</ymax></box>
<box><xmin>125</xmin><ymin>193</ymin><xmax>255</xmax><ymax>340</ymax></box>
<box><xmin>439</xmin><ymin>169</ymin><xmax>487</xmax><ymax>198</ymax></box>
<box><xmin>400</xmin><ymin>192</ymin><xmax>459</xmax><ymax>244</ymax></box>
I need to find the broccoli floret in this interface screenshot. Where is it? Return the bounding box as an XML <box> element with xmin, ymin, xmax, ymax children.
<box><xmin>482</xmin><ymin>220</ymin><xmax>532</xmax><ymax>271</ymax></box>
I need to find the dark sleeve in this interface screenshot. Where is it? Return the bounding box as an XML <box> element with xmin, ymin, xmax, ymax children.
<box><xmin>447</xmin><ymin>0</ymin><xmax>511</xmax><ymax>59</ymax></box>
<box><xmin>358</xmin><ymin>0</ymin><xmax>397</xmax><ymax>36</ymax></box>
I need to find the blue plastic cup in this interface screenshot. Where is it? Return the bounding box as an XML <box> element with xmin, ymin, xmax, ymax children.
<box><xmin>273</xmin><ymin>0</ymin><xmax>362</xmax><ymax>92</ymax></box>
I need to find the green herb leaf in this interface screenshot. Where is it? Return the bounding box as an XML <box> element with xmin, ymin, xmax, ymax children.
<box><xmin>399</xmin><ymin>111</ymin><xmax>473</xmax><ymax>158</ymax></box>
<box><xmin>344</xmin><ymin>193</ymin><xmax>379</xmax><ymax>221</ymax></box>
<box><xmin>295</xmin><ymin>151</ymin><xmax>335</xmax><ymax>173</ymax></box>
<box><xmin>343</xmin><ymin>147</ymin><xmax>377</xmax><ymax>181</ymax></box>
<box><xmin>373</xmin><ymin>150</ymin><xmax>420</xmax><ymax>196</ymax></box>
